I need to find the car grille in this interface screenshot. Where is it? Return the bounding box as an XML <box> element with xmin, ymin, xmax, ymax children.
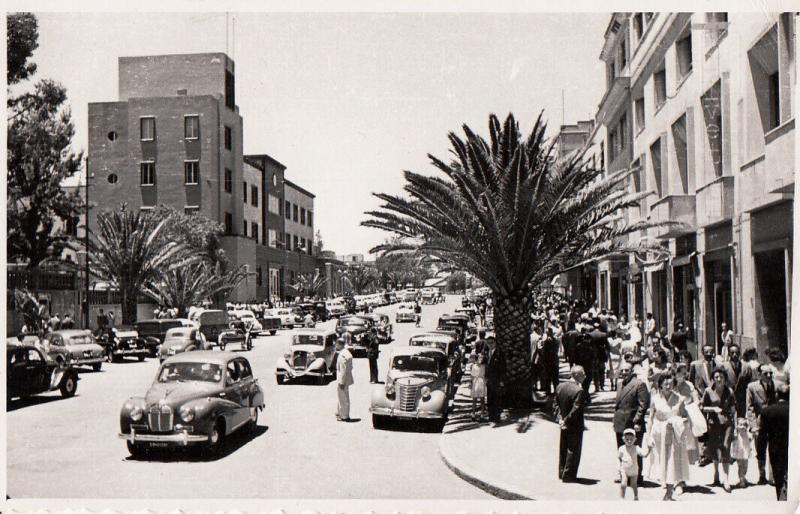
<box><xmin>397</xmin><ymin>384</ymin><xmax>419</xmax><ymax>412</ymax></box>
<box><xmin>148</xmin><ymin>406</ymin><xmax>173</xmax><ymax>432</ymax></box>
<box><xmin>293</xmin><ymin>352</ymin><xmax>307</xmax><ymax>369</ymax></box>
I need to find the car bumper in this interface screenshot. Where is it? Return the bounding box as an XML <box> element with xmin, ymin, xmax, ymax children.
<box><xmin>119</xmin><ymin>427</ymin><xmax>208</xmax><ymax>446</ymax></box>
<box><xmin>71</xmin><ymin>356</ymin><xmax>105</xmax><ymax>365</ymax></box>
<box><xmin>113</xmin><ymin>349</ymin><xmax>148</xmax><ymax>356</ymax></box>
<box><xmin>369</xmin><ymin>407</ymin><xmax>444</xmax><ymax>419</ymax></box>
<box><xmin>276</xmin><ymin>368</ymin><xmax>324</xmax><ymax>379</ymax></box>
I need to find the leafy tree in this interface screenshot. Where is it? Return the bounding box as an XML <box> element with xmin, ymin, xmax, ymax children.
<box><xmin>363</xmin><ymin>113</ymin><xmax>668</xmax><ymax>406</ymax></box>
<box><xmin>151</xmin><ymin>205</ymin><xmax>229</xmax><ymax>267</ymax></box>
<box><xmin>446</xmin><ymin>271</ymin><xmax>468</xmax><ymax>293</ymax></box>
<box><xmin>288</xmin><ymin>270</ymin><xmax>328</xmax><ymax>300</ymax></box>
<box><xmin>7</xmin><ymin>13</ymin><xmax>39</xmax><ymax>87</ymax></box>
<box><xmin>12</xmin><ymin>288</ymin><xmax>48</xmax><ymax>335</ymax></box>
<box><xmin>342</xmin><ymin>265</ymin><xmax>377</xmax><ymax>295</ymax></box>
<box><xmin>88</xmin><ymin>205</ymin><xmax>197</xmax><ymax>324</ymax></box>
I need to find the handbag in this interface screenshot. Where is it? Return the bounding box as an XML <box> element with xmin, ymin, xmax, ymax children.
<box><xmin>686</xmin><ymin>402</ymin><xmax>707</xmax><ymax>437</ymax></box>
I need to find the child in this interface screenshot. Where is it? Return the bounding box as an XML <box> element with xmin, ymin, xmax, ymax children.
<box><xmin>731</xmin><ymin>417</ymin><xmax>753</xmax><ymax>487</ymax></box>
<box><xmin>618</xmin><ymin>428</ymin><xmax>652</xmax><ymax>500</ymax></box>
<box><xmin>469</xmin><ymin>353</ymin><xmax>487</xmax><ymax>421</ymax></box>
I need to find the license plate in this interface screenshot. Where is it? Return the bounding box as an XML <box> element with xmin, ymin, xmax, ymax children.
<box><xmin>148</xmin><ymin>442</ymin><xmax>169</xmax><ymax>448</ymax></box>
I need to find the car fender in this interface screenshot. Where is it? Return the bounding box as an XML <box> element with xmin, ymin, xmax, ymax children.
<box><xmin>251</xmin><ymin>386</ymin><xmax>265</xmax><ymax>409</ymax></box>
<box><xmin>307</xmin><ymin>357</ymin><xmax>326</xmax><ymax>371</ymax></box>
<box><xmin>275</xmin><ymin>357</ymin><xmax>291</xmax><ymax>371</ymax></box>
<box><xmin>50</xmin><ymin>367</ymin><xmax>78</xmax><ymax>390</ymax></box>
<box><xmin>422</xmin><ymin>389</ymin><xmax>448</xmax><ymax>414</ymax></box>
<box><xmin>119</xmin><ymin>396</ymin><xmax>147</xmax><ymax>431</ymax></box>
<box><xmin>370</xmin><ymin>384</ymin><xmax>392</xmax><ymax>409</ymax></box>
<box><xmin>203</xmin><ymin>397</ymin><xmax>244</xmax><ymax>434</ymax></box>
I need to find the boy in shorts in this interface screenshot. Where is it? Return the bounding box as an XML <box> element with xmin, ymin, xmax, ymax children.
<box><xmin>618</xmin><ymin>428</ymin><xmax>652</xmax><ymax>500</ymax></box>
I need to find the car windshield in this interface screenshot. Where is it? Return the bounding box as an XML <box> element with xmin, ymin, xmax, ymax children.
<box><xmin>157</xmin><ymin>362</ymin><xmax>222</xmax><ymax>383</ymax></box>
<box><xmin>66</xmin><ymin>334</ymin><xmax>93</xmax><ymax>345</ymax></box>
<box><xmin>294</xmin><ymin>334</ymin><xmax>324</xmax><ymax>346</ymax></box>
<box><xmin>410</xmin><ymin>339</ymin><xmax>447</xmax><ymax>351</ymax></box>
<box><xmin>392</xmin><ymin>355</ymin><xmax>439</xmax><ymax>374</ymax></box>
<box><xmin>341</xmin><ymin>318</ymin><xmax>366</xmax><ymax>327</ymax></box>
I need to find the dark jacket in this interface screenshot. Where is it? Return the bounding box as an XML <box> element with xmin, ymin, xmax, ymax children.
<box><xmin>612</xmin><ymin>376</ymin><xmax>650</xmax><ymax>433</ymax></box>
<box><xmin>589</xmin><ymin>329</ymin><xmax>610</xmax><ymax>362</ymax></box>
<box><xmin>670</xmin><ymin>330</ymin><xmax>687</xmax><ymax>352</ymax></box>
<box><xmin>486</xmin><ymin>347</ymin><xmax>506</xmax><ymax>385</ymax></box>
<box><xmin>759</xmin><ymin>400</ymin><xmax>789</xmax><ymax>466</ymax></box>
<box><xmin>573</xmin><ymin>333</ymin><xmax>596</xmax><ymax>369</ymax></box>
<box><xmin>689</xmin><ymin>358</ymin><xmax>714</xmax><ymax>395</ymax></box>
<box><xmin>553</xmin><ymin>380</ymin><xmax>587</xmax><ymax>431</ymax></box>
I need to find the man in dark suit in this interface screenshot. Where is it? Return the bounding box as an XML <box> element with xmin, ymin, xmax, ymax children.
<box><xmin>485</xmin><ymin>337</ymin><xmax>506</xmax><ymax>422</ymax></box>
<box><xmin>670</xmin><ymin>322</ymin><xmax>688</xmax><ymax>354</ymax></box>
<box><xmin>733</xmin><ymin>348</ymin><xmax>759</xmax><ymax>416</ymax></box>
<box><xmin>747</xmin><ymin>363</ymin><xmax>777</xmax><ymax>484</ymax></box>
<box><xmin>612</xmin><ymin>362</ymin><xmax>650</xmax><ymax>485</ymax></box>
<box><xmin>588</xmin><ymin>323</ymin><xmax>610</xmax><ymax>392</ymax></box>
<box><xmin>759</xmin><ymin>384</ymin><xmax>789</xmax><ymax>500</ymax></box>
<box><xmin>689</xmin><ymin>344</ymin><xmax>716</xmax><ymax>396</ymax></box>
<box><xmin>553</xmin><ymin>365</ymin><xmax>588</xmax><ymax>482</ymax></box>
<box><xmin>367</xmin><ymin>328</ymin><xmax>380</xmax><ymax>383</ymax></box>
<box><xmin>573</xmin><ymin>328</ymin><xmax>595</xmax><ymax>394</ymax></box>
<box><xmin>541</xmin><ymin>328</ymin><xmax>560</xmax><ymax>395</ymax></box>
<box><xmin>562</xmin><ymin>326</ymin><xmax>579</xmax><ymax>368</ymax></box>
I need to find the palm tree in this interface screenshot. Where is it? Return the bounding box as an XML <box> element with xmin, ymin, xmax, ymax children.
<box><xmin>289</xmin><ymin>270</ymin><xmax>328</xmax><ymax>300</ymax></box>
<box><xmin>363</xmin><ymin>113</ymin><xmax>670</xmax><ymax>406</ymax></box>
<box><xmin>88</xmin><ymin>205</ymin><xmax>196</xmax><ymax>324</ymax></box>
<box><xmin>342</xmin><ymin>265</ymin><xmax>377</xmax><ymax>295</ymax></box>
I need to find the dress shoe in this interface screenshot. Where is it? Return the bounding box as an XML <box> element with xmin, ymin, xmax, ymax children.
<box><xmin>614</xmin><ymin>478</ymin><xmax>621</xmax><ymax>484</ymax></box>
<box><xmin>561</xmin><ymin>476</ymin><xmax>578</xmax><ymax>483</ymax></box>
<box><xmin>757</xmin><ymin>477</ymin><xmax>769</xmax><ymax>485</ymax></box>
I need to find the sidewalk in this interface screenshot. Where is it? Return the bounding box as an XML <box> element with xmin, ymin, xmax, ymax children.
<box><xmin>438</xmin><ymin>362</ymin><xmax>778</xmax><ymax>501</ymax></box>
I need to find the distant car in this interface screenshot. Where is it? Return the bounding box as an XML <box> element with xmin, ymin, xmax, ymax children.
<box><xmin>409</xmin><ymin>332</ymin><xmax>463</xmax><ymax>396</ymax></box>
<box><xmin>363</xmin><ymin>312</ymin><xmax>393</xmax><ymax>344</ymax></box>
<box><xmin>395</xmin><ymin>303</ymin><xmax>416</xmax><ymax>323</ymax></box>
<box><xmin>335</xmin><ymin>315</ymin><xmax>374</xmax><ymax>356</ymax></box>
<box><xmin>275</xmin><ymin>329</ymin><xmax>338</xmax><ymax>385</ymax></box>
<box><xmin>256</xmin><ymin>311</ymin><xmax>281</xmax><ymax>335</ymax></box>
<box><xmin>229</xmin><ymin>310</ymin><xmax>263</xmax><ymax>332</ymax></box>
<box><xmin>159</xmin><ymin>327</ymin><xmax>212</xmax><ymax>363</ymax></box>
<box><xmin>370</xmin><ymin>346</ymin><xmax>450</xmax><ymax>430</ymax></box>
<box><xmin>437</xmin><ymin>314</ymin><xmax>473</xmax><ymax>344</ymax></box>
<box><xmin>421</xmin><ymin>289</ymin><xmax>436</xmax><ymax>305</ymax></box>
<box><xmin>100</xmin><ymin>326</ymin><xmax>149</xmax><ymax>362</ymax></box>
<box><xmin>219</xmin><ymin>321</ymin><xmax>253</xmax><ymax>352</ymax></box>
<box><xmin>135</xmin><ymin>319</ymin><xmax>193</xmax><ymax>357</ymax></box>
<box><xmin>7</xmin><ymin>344</ymin><xmax>79</xmax><ymax>402</ymax></box>
<box><xmin>193</xmin><ymin>310</ymin><xmax>230</xmax><ymax>347</ymax></box>
<box><xmin>326</xmin><ymin>300</ymin><xmax>346</xmax><ymax>318</ymax></box>
<box><xmin>119</xmin><ymin>351</ymin><xmax>264</xmax><ymax>457</ymax></box>
<box><xmin>41</xmin><ymin>329</ymin><xmax>105</xmax><ymax>371</ymax></box>
<box><xmin>272</xmin><ymin>308</ymin><xmax>303</xmax><ymax>328</ymax></box>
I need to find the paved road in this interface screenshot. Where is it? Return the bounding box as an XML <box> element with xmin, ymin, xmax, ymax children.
<box><xmin>7</xmin><ymin>295</ymin><xmax>490</xmax><ymax>499</ymax></box>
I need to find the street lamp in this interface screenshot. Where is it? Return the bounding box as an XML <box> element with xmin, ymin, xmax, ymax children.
<box><xmin>83</xmin><ymin>157</ymin><xmax>94</xmax><ymax>328</ymax></box>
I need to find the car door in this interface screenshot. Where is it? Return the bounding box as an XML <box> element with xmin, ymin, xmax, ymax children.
<box><xmin>8</xmin><ymin>349</ymin><xmax>27</xmax><ymax>397</ymax></box>
<box><xmin>324</xmin><ymin>335</ymin><xmax>335</xmax><ymax>368</ymax></box>
<box><xmin>236</xmin><ymin>358</ymin><xmax>258</xmax><ymax>410</ymax></box>
<box><xmin>222</xmin><ymin>359</ymin><xmax>247</xmax><ymax>430</ymax></box>
<box><xmin>26</xmin><ymin>348</ymin><xmax>49</xmax><ymax>393</ymax></box>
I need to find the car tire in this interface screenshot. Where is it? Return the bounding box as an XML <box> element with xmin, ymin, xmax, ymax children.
<box><xmin>219</xmin><ymin>341</ymin><xmax>226</xmax><ymax>351</ymax></box>
<box><xmin>138</xmin><ymin>354</ymin><xmax>146</xmax><ymax>362</ymax></box>
<box><xmin>372</xmin><ymin>414</ymin><xmax>386</xmax><ymax>429</ymax></box>
<box><xmin>204</xmin><ymin>419</ymin><xmax>225</xmax><ymax>457</ymax></box>
<box><xmin>248</xmin><ymin>407</ymin><xmax>259</xmax><ymax>431</ymax></box>
<box><xmin>276</xmin><ymin>375</ymin><xmax>285</xmax><ymax>385</ymax></box>
<box><xmin>317</xmin><ymin>372</ymin><xmax>326</xmax><ymax>386</ymax></box>
<box><xmin>126</xmin><ymin>441</ymin><xmax>146</xmax><ymax>458</ymax></box>
<box><xmin>55</xmin><ymin>356</ymin><xmax>66</xmax><ymax>369</ymax></box>
<box><xmin>92</xmin><ymin>362</ymin><xmax>102</xmax><ymax>372</ymax></box>
<box><xmin>270</xmin><ymin>330</ymin><xmax>277</xmax><ymax>336</ymax></box>
<box><xmin>59</xmin><ymin>374</ymin><xmax>77</xmax><ymax>398</ymax></box>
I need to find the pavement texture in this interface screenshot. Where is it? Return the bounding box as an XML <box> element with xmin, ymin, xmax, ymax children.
<box><xmin>439</xmin><ymin>362</ymin><xmax>781</xmax><ymax>501</ymax></box>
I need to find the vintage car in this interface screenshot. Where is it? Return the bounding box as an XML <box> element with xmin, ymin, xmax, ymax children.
<box><xmin>272</xmin><ymin>308</ymin><xmax>304</xmax><ymax>328</ymax></box>
<box><xmin>437</xmin><ymin>314</ymin><xmax>474</xmax><ymax>343</ymax></box>
<box><xmin>159</xmin><ymin>327</ymin><xmax>212</xmax><ymax>363</ymax></box>
<box><xmin>395</xmin><ymin>302</ymin><xmax>417</xmax><ymax>323</ymax></box>
<box><xmin>7</xmin><ymin>344</ymin><xmax>79</xmax><ymax>402</ymax></box>
<box><xmin>363</xmin><ymin>312</ymin><xmax>393</xmax><ymax>344</ymax></box>
<box><xmin>219</xmin><ymin>320</ymin><xmax>253</xmax><ymax>352</ymax></box>
<box><xmin>119</xmin><ymin>351</ymin><xmax>264</xmax><ymax>457</ymax></box>
<box><xmin>410</xmin><ymin>332</ymin><xmax>463</xmax><ymax>395</ymax></box>
<box><xmin>401</xmin><ymin>289</ymin><xmax>419</xmax><ymax>302</ymax></box>
<box><xmin>335</xmin><ymin>315</ymin><xmax>374</xmax><ymax>356</ymax></box>
<box><xmin>274</xmin><ymin>329</ymin><xmax>338</xmax><ymax>385</ymax></box>
<box><xmin>40</xmin><ymin>329</ymin><xmax>106</xmax><ymax>371</ymax></box>
<box><xmin>370</xmin><ymin>346</ymin><xmax>450</xmax><ymax>430</ymax></box>
<box><xmin>228</xmin><ymin>309</ymin><xmax>263</xmax><ymax>332</ymax></box>
<box><xmin>313</xmin><ymin>302</ymin><xmax>329</xmax><ymax>322</ymax></box>
<box><xmin>100</xmin><ymin>325</ymin><xmax>149</xmax><ymax>362</ymax></box>
<box><xmin>135</xmin><ymin>319</ymin><xmax>193</xmax><ymax>357</ymax></box>
<box><xmin>256</xmin><ymin>312</ymin><xmax>281</xmax><ymax>335</ymax></box>
<box><xmin>326</xmin><ymin>300</ymin><xmax>346</xmax><ymax>318</ymax></box>
<box><xmin>191</xmin><ymin>309</ymin><xmax>230</xmax><ymax>346</ymax></box>
<box><xmin>421</xmin><ymin>288</ymin><xmax>437</xmax><ymax>305</ymax></box>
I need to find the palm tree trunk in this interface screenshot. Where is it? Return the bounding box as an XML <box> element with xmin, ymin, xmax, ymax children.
<box><xmin>494</xmin><ymin>291</ymin><xmax>534</xmax><ymax>408</ymax></box>
<box><xmin>121</xmin><ymin>287</ymin><xmax>138</xmax><ymax>325</ymax></box>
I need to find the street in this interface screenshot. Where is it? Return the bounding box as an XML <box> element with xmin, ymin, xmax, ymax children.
<box><xmin>7</xmin><ymin>295</ymin><xmax>490</xmax><ymax>499</ymax></box>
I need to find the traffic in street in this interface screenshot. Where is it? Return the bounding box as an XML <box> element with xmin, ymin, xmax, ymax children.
<box><xmin>7</xmin><ymin>295</ymin><xmax>490</xmax><ymax>499</ymax></box>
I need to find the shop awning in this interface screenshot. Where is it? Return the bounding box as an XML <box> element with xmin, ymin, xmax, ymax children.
<box><xmin>671</xmin><ymin>251</ymin><xmax>697</xmax><ymax>267</ymax></box>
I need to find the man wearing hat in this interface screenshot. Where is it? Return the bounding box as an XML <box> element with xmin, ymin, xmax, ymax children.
<box><xmin>589</xmin><ymin>321</ymin><xmax>610</xmax><ymax>392</ymax></box>
<box><xmin>367</xmin><ymin>327</ymin><xmax>380</xmax><ymax>383</ymax></box>
<box><xmin>613</xmin><ymin>362</ymin><xmax>650</xmax><ymax>486</ymax></box>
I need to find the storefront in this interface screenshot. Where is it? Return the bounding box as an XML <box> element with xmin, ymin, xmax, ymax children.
<box><xmin>703</xmin><ymin>222</ymin><xmax>734</xmax><ymax>352</ymax></box>
<box><xmin>672</xmin><ymin>234</ymin><xmax>698</xmax><ymax>349</ymax></box>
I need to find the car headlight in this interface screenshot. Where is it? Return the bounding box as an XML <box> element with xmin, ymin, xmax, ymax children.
<box><xmin>385</xmin><ymin>382</ymin><xmax>395</xmax><ymax>395</ymax></box>
<box><xmin>130</xmin><ymin>405</ymin><xmax>144</xmax><ymax>421</ymax></box>
<box><xmin>421</xmin><ymin>386</ymin><xmax>431</xmax><ymax>399</ymax></box>
<box><xmin>179</xmin><ymin>406</ymin><xmax>194</xmax><ymax>423</ymax></box>
<box><xmin>283</xmin><ymin>352</ymin><xmax>291</xmax><ymax>360</ymax></box>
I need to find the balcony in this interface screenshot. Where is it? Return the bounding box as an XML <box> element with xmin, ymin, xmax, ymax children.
<box><xmin>696</xmin><ymin>175</ymin><xmax>734</xmax><ymax>227</ymax></box>
<box><xmin>740</xmin><ymin>118</ymin><xmax>795</xmax><ymax>211</ymax></box>
<box><xmin>648</xmin><ymin>194</ymin><xmax>696</xmax><ymax>239</ymax></box>
<box><xmin>596</xmin><ymin>76</ymin><xmax>630</xmax><ymax>125</ymax></box>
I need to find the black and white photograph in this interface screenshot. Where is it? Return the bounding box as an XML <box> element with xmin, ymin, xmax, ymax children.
<box><xmin>4</xmin><ymin>4</ymin><xmax>798</xmax><ymax>512</ymax></box>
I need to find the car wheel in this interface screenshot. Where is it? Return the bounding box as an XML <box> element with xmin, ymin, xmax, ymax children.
<box><xmin>276</xmin><ymin>375</ymin><xmax>285</xmax><ymax>385</ymax></box>
<box><xmin>219</xmin><ymin>341</ymin><xmax>226</xmax><ymax>351</ymax></box>
<box><xmin>59</xmin><ymin>374</ymin><xmax>77</xmax><ymax>398</ymax></box>
<box><xmin>372</xmin><ymin>414</ymin><xmax>386</xmax><ymax>429</ymax></box>
<box><xmin>138</xmin><ymin>354</ymin><xmax>146</xmax><ymax>362</ymax></box>
<box><xmin>204</xmin><ymin>419</ymin><xmax>225</xmax><ymax>457</ymax></box>
<box><xmin>248</xmin><ymin>407</ymin><xmax>259</xmax><ymax>430</ymax></box>
<box><xmin>270</xmin><ymin>330</ymin><xmax>277</xmax><ymax>336</ymax></box>
<box><xmin>126</xmin><ymin>441</ymin><xmax>147</xmax><ymax>458</ymax></box>
<box><xmin>106</xmin><ymin>351</ymin><xmax>114</xmax><ymax>363</ymax></box>
<box><xmin>317</xmin><ymin>373</ymin><xmax>326</xmax><ymax>386</ymax></box>
<box><xmin>92</xmin><ymin>362</ymin><xmax>102</xmax><ymax>372</ymax></box>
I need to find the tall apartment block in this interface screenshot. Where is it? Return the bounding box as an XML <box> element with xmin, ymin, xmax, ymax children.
<box><xmin>87</xmin><ymin>53</ymin><xmax>317</xmax><ymax>303</ymax></box>
<box><xmin>560</xmin><ymin>13</ymin><xmax>794</xmax><ymax>359</ymax></box>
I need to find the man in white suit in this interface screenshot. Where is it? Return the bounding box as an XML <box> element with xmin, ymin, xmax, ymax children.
<box><xmin>335</xmin><ymin>338</ymin><xmax>354</xmax><ymax>421</ymax></box>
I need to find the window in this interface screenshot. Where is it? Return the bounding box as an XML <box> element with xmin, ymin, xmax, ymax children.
<box><xmin>285</xmin><ymin>232</ymin><xmax>291</xmax><ymax>247</ymax></box>
<box><xmin>632</xmin><ymin>13</ymin><xmax>644</xmax><ymax>43</ymax></box>
<box><xmin>676</xmin><ymin>28</ymin><xmax>693</xmax><ymax>81</ymax></box>
<box><xmin>184</xmin><ymin>115</ymin><xmax>199</xmax><ymax>139</ymax></box>
<box><xmin>654</xmin><ymin>65</ymin><xmax>667</xmax><ymax>109</ymax></box>
<box><xmin>225</xmin><ymin>70</ymin><xmax>235</xmax><ymax>110</ymax></box>
<box><xmin>618</xmin><ymin>34</ymin><xmax>628</xmax><ymax>69</ymax></box>
<box><xmin>256</xmin><ymin>265</ymin><xmax>263</xmax><ymax>287</ymax></box>
<box><xmin>308</xmin><ymin>211</ymin><xmax>313</xmax><ymax>228</ymax></box>
<box><xmin>671</xmin><ymin>114</ymin><xmax>689</xmax><ymax>194</ymax></box>
<box><xmin>140</xmin><ymin>162</ymin><xmax>155</xmax><ymax>186</ymax></box>
<box><xmin>269</xmin><ymin>229</ymin><xmax>279</xmax><ymax>247</ymax></box>
<box><xmin>224</xmin><ymin>126</ymin><xmax>232</xmax><ymax>150</ymax></box>
<box><xmin>251</xmin><ymin>222</ymin><xmax>259</xmax><ymax>242</ymax></box>
<box><xmin>768</xmin><ymin>71</ymin><xmax>780</xmax><ymax>130</ymax></box>
<box><xmin>748</xmin><ymin>25</ymin><xmax>781</xmax><ymax>133</ymax></box>
<box><xmin>293</xmin><ymin>235</ymin><xmax>299</xmax><ymax>250</ymax></box>
<box><xmin>705</xmin><ymin>13</ymin><xmax>728</xmax><ymax>49</ymax></box>
<box><xmin>243</xmin><ymin>220</ymin><xmax>247</xmax><ymax>237</ymax></box>
<box><xmin>184</xmin><ymin>206</ymin><xmax>199</xmax><ymax>215</ymax></box>
<box><xmin>224</xmin><ymin>168</ymin><xmax>232</xmax><ymax>193</ymax></box>
<box><xmin>251</xmin><ymin>185</ymin><xmax>258</xmax><ymax>207</ymax></box>
<box><xmin>224</xmin><ymin>212</ymin><xmax>233</xmax><ymax>234</ymax></box>
<box><xmin>308</xmin><ymin>242</ymin><xmax>313</xmax><ymax>255</ymax></box>
<box><xmin>285</xmin><ymin>201</ymin><xmax>291</xmax><ymax>219</ymax></box>
<box><xmin>650</xmin><ymin>139</ymin><xmax>663</xmax><ymax>198</ymax></box>
<box><xmin>140</xmin><ymin>117</ymin><xmax>155</xmax><ymax>140</ymax></box>
<box><xmin>184</xmin><ymin>161</ymin><xmax>199</xmax><ymax>184</ymax></box>
<box><xmin>66</xmin><ymin>216</ymin><xmax>79</xmax><ymax>237</ymax></box>
<box><xmin>243</xmin><ymin>182</ymin><xmax>248</xmax><ymax>204</ymax></box>
<box><xmin>300</xmin><ymin>207</ymin><xmax>306</xmax><ymax>225</ymax></box>
<box><xmin>599</xmin><ymin>142</ymin><xmax>605</xmax><ymax>170</ymax></box>
<box><xmin>293</xmin><ymin>204</ymin><xmax>298</xmax><ymax>222</ymax></box>
<box><xmin>619</xmin><ymin>113</ymin><xmax>627</xmax><ymax>151</ymax></box>
<box><xmin>635</xmin><ymin>97</ymin><xmax>645</xmax><ymax>133</ymax></box>
<box><xmin>268</xmin><ymin>195</ymin><xmax>281</xmax><ymax>215</ymax></box>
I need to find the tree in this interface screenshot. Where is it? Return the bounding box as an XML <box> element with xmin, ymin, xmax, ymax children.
<box><xmin>8</xmin><ymin>13</ymin><xmax>83</xmax><ymax>273</ymax></box>
<box><xmin>88</xmin><ymin>205</ymin><xmax>197</xmax><ymax>324</ymax></box>
<box><xmin>288</xmin><ymin>270</ymin><xmax>328</xmax><ymax>300</ymax></box>
<box><xmin>7</xmin><ymin>13</ymin><xmax>39</xmax><ymax>87</ymax></box>
<box><xmin>151</xmin><ymin>205</ymin><xmax>229</xmax><ymax>268</ymax></box>
<box><xmin>342</xmin><ymin>265</ymin><xmax>377</xmax><ymax>295</ymax></box>
<box><xmin>446</xmin><ymin>271</ymin><xmax>467</xmax><ymax>293</ymax></box>
<box><xmin>363</xmin><ymin>113</ymin><xmax>669</xmax><ymax>406</ymax></box>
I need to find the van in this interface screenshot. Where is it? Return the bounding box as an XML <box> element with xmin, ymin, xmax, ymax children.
<box><xmin>196</xmin><ymin>309</ymin><xmax>229</xmax><ymax>346</ymax></box>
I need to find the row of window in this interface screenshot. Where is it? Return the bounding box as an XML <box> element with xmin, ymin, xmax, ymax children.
<box><xmin>284</xmin><ymin>200</ymin><xmax>313</xmax><ymax>227</ymax></box>
<box><xmin>138</xmin><ymin>116</ymin><xmax>233</xmax><ymax>151</ymax></box>
<box><xmin>242</xmin><ymin>181</ymin><xmax>259</xmax><ymax>207</ymax></box>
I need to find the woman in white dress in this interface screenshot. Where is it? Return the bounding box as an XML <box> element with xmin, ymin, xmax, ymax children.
<box><xmin>673</xmin><ymin>363</ymin><xmax>700</xmax><ymax>494</ymax></box>
<box><xmin>645</xmin><ymin>372</ymin><xmax>691</xmax><ymax>500</ymax></box>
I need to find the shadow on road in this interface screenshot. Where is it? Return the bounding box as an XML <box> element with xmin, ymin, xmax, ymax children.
<box><xmin>7</xmin><ymin>394</ymin><xmax>76</xmax><ymax>412</ymax></box>
<box><xmin>125</xmin><ymin>424</ymin><xmax>269</xmax><ymax>462</ymax></box>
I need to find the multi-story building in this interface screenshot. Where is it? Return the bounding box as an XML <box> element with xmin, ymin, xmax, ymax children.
<box><xmin>87</xmin><ymin>52</ymin><xmax>318</xmax><ymax>304</ymax></box>
<box><xmin>336</xmin><ymin>253</ymin><xmax>365</xmax><ymax>264</ymax></box>
<box><xmin>568</xmin><ymin>12</ymin><xmax>795</xmax><ymax>358</ymax></box>
<box><xmin>283</xmin><ymin>179</ymin><xmax>316</xmax><ymax>289</ymax></box>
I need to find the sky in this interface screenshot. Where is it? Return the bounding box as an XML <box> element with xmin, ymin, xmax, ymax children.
<box><xmin>29</xmin><ymin>11</ymin><xmax>609</xmax><ymax>256</ymax></box>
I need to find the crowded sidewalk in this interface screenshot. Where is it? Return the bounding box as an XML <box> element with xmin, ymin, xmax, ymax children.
<box><xmin>438</xmin><ymin>362</ymin><xmax>778</xmax><ymax>501</ymax></box>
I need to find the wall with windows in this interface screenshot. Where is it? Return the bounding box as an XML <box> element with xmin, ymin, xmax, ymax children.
<box><xmin>283</xmin><ymin>180</ymin><xmax>315</xmax><ymax>255</ymax></box>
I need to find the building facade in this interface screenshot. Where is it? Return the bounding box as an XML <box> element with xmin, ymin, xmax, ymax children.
<box><xmin>568</xmin><ymin>13</ymin><xmax>794</xmax><ymax>359</ymax></box>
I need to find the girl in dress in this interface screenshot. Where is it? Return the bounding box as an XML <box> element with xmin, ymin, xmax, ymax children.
<box><xmin>730</xmin><ymin>417</ymin><xmax>753</xmax><ymax>488</ymax></box>
<box><xmin>645</xmin><ymin>372</ymin><xmax>691</xmax><ymax>501</ymax></box>
<box><xmin>701</xmin><ymin>368</ymin><xmax>736</xmax><ymax>492</ymax></box>
<box><xmin>470</xmin><ymin>353</ymin><xmax>487</xmax><ymax>420</ymax></box>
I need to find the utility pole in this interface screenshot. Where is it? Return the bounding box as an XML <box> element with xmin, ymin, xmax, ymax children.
<box><xmin>83</xmin><ymin>156</ymin><xmax>91</xmax><ymax>328</ymax></box>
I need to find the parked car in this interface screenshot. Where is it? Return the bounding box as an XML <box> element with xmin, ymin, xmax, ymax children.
<box><xmin>395</xmin><ymin>302</ymin><xmax>417</xmax><ymax>323</ymax></box>
<box><xmin>159</xmin><ymin>327</ymin><xmax>212</xmax><ymax>363</ymax></box>
<box><xmin>119</xmin><ymin>351</ymin><xmax>264</xmax><ymax>457</ymax></box>
<box><xmin>274</xmin><ymin>328</ymin><xmax>338</xmax><ymax>385</ymax></box>
<box><xmin>256</xmin><ymin>311</ymin><xmax>281</xmax><ymax>335</ymax></box>
<box><xmin>7</xmin><ymin>344</ymin><xmax>79</xmax><ymax>402</ymax></box>
<box><xmin>100</xmin><ymin>325</ymin><xmax>149</xmax><ymax>362</ymax></box>
<box><xmin>409</xmin><ymin>333</ymin><xmax>463</xmax><ymax>395</ymax></box>
<box><xmin>228</xmin><ymin>310</ymin><xmax>263</xmax><ymax>332</ymax></box>
<box><xmin>437</xmin><ymin>314</ymin><xmax>473</xmax><ymax>343</ymax></box>
<box><xmin>369</xmin><ymin>346</ymin><xmax>450</xmax><ymax>430</ymax></box>
<box><xmin>135</xmin><ymin>319</ymin><xmax>192</xmax><ymax>357</ymax></box>
<box><xmin>326</xmin><ymin>300</ymin><xmax>346</xmax><ymax>318</ymax></box>
<box><xmin>193</xmin><ymin>309</ymin><xmax>230</xmax><ymax>346</ymax></box>
<box><xmin>313</xmin><ymin>302</ymin><xmax>329</xmax><ymax>322</ymax></box>
<box><xmin>335</xmin><ymin>315</ymin><xmax>374</xmax><ymax>356</ymax></box>
<box><xmin>40</xmin><ymin>329</ymin><xmax>106</xmax><ymax>371</ymax></box>
<box><xmin>219</xmin><ymin>321</ymin><xmax>253</xmax><ymax>352</ymax></box>
<box><xmin>363</xmin><ymin>312</ymin><xmax>393</xmax><ymax>344</ymax></box>
<box><xmin>421</xmin><ymin>289</ymin><xmax>436</xmax><ymax>305</ymax></box>
<box><xmin>272</xmin><ymin>308</ymin><xmax>304</xmax><ymax>328</ymax></box>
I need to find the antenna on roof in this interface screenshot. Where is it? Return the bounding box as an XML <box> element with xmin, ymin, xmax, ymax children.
<box><xmin>562</xmin><ymin>89</ymin><xmax>565</xmax><ymax>126</ymax></box>
<box><xmin>225</xmin><ymin>12</ymin><xmax>229</xmax><ymax>55</ymax></box>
